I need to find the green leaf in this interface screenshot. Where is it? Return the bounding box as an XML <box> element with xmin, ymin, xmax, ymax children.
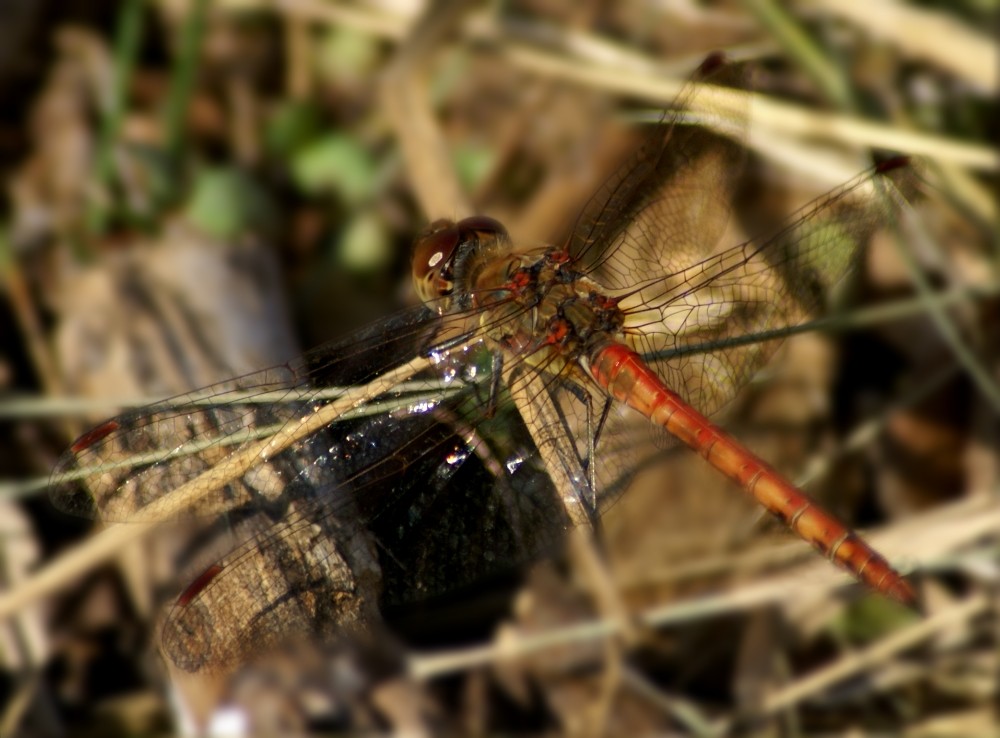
<box><xmin>452</xmin><ymin>142</ymin><xmax>495</xmax><ymax>193</ymax></box>
<box><xmin>183</xmin><ymin>167</ymin><xmax>277</xmax><ymax>239</ymax></box>
<box><xmin>336</xmin><ymin>209</ymin><xmax>391</xmax><ymax>272</ymax></box>
<box><xmin>828</xmin><ymin>594</ymin><xmax>920</xmax><ymax>645</ymax></box>
<box><xmin>291</xmin><ymin>134</ymin><xmax>377</xmax><ymax>205</ymax></box>
<box><xmin>316</xmin><ymin>26</ymin><xmax>381</xmax><ymax>84</ymax></box>
<box><xmin>264</xmin><ymin>101</ymin><xmax>325</xmax><ymax>159</ymax></box>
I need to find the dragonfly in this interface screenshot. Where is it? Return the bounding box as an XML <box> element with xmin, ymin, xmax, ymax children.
<box><xmin>50</xmin><ymin>55</ymin><xmax>917</xmax><ymax>673</ymax></box>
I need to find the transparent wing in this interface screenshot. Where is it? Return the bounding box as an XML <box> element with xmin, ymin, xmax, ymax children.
<box><xmin>623</xmin><ymin>159</ymin><xmax>918</xmax><ymax>420</ymax></box>
<box><xmin>52</xmin><ymin>300</ymin><xmax>578</xmax><ymax>672</ymax></box>
<box><xmin>50</xmin><ymin>305</ymin><xmax>455</xmax><ymax>522</ymax></box>
<box><xmin>567</xmin><ymin>55</ymin><xmax>750</xmax><ymax>291</ymax></box>
<box><xmin>159</xmin><ymin>394</ymin><xmax>568</xmax><ymax>672</ymax></box>
<box><xmin>560</xmin><ymin>55</ymin><xmax>918</xmax><ymax>492</ymax></box>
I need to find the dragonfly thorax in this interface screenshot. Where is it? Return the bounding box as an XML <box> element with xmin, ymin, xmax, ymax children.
<box><xmin>478</xmin><ymin>250</ymin><xmax>627</xmax><ymax>374</ymax></box>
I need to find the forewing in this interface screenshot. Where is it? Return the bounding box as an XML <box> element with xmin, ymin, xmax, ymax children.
<box><xmin>567</xmin><ymin>56</ymin><xmax>750</xmax><ymax>291</ymax></box>
<box><xmin>51</xmin><ymin>294</ymin><xmax>580</xmax><ymax>671</ymax></box>
<box><xmin>49</xmin><ymin>305</ymin><xmax>452</xmax><ymax>524</ymax></box>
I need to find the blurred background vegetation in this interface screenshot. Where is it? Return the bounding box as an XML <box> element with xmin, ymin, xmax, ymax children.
<box><xmin>0</xmin><ymin>0</ymin><xmax>996</xmax><ymax>735</ymax></box>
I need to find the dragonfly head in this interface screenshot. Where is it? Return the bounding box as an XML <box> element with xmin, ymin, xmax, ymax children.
<box><xmin>412</xmin><ymin>215</ymin><xmax>509</xmax><ymax>312</ymax></box>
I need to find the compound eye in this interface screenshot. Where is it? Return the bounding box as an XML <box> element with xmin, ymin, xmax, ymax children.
<box><xmin>412</xmin><ymin>219</ymin><xmax>459</xmax><ymax>305</ymax></box>
<box><xmin>457</xmin><ymin>215</ymin><xmax>508</xmax><ymax>243</ymax></box>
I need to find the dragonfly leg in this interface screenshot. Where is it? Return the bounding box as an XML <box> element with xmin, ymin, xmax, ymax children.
<box><xmin>507</xmin><ymin>367</ymin><xmax>643</xmax><ymax>662</ymax></box>
<box><xmin>581</xmin><ymin>398</ymin><xmax>615</xmax><ymax>534</ymax></box>
<box><xmin>592</xmin><ymin>397</ymin><xmax>613</xmax><ymax>452</ymax></box>
<box><xmin>588</xmin><ymin>398</ymin><xmax>614</xmax><ymax>508</ymax></box>
<box><xmin>585</xmin><ymin>395</ymin><xmax>598</xmax><ymax>517</ymax></box>
<box><xmin>553</xmin><ymin>377</ymin><xmax>604</xmax><ymax>522</ymax></box>
<box><xmin>484</xmin><ymin>350</ymin><xmax>504</xmax><ymax>419</ymax></box>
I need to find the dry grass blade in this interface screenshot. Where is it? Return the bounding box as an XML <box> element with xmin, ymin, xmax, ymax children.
<box><xmin>408</xmin><ymin>493</ymin><xmax>999</xmax><ymax>680</ymax></box>
<box><xmin>0</xmin><ymin>672</ymin><xmax>42</xmax><ymax>737</ymax></box>
<box><xmin>811</xmin><ymin>0</ymin><xmax>998</xmax><ymax>90</ymax></box>
<box><xmin>759</xmin><ymin>594</ymin><xmax>991</xmax><ymax>716</ymax></box>
<box><xmin>274</xmin><ymin>0</ymin><xmax>409</xmax><ymax>40</ymax></box>
<box><xmin>0</xmin><ymin>353</ymin><xmax>433</xmax><ymax>621</ymax></box>
<box><xmin>501</xmin><ymin>44</ymin><xmax>996</xmax><ymax>171</ymax></box>
<box><xmin>379</xmin><ymin>0</ymin><xmax>474</xmax><ymax>220</ymax></box>
<box><xmin>905</xmin><ymin>707</ymin><xmax>1000</xmax><ymax>737</ymax></box>
<box><xmin>275</xmin><ymin>0</ymin><xmax>996</xmax><ymax>173</ymax></box>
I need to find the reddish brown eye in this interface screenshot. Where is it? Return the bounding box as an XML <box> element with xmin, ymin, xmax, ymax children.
<box><xmin>412</xmin><ymin>215</ymin><xmax>509</xmax><ymax>311</ymax></box>
<box><xmin>412</xmin><ymin>219</ymin><xmax>460</xmax><ymax>305</ymax></box>
<box><xmin>457</xmin><ymin>215</ymin><xmax>508</xmax><ymax>242</ymax></box>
